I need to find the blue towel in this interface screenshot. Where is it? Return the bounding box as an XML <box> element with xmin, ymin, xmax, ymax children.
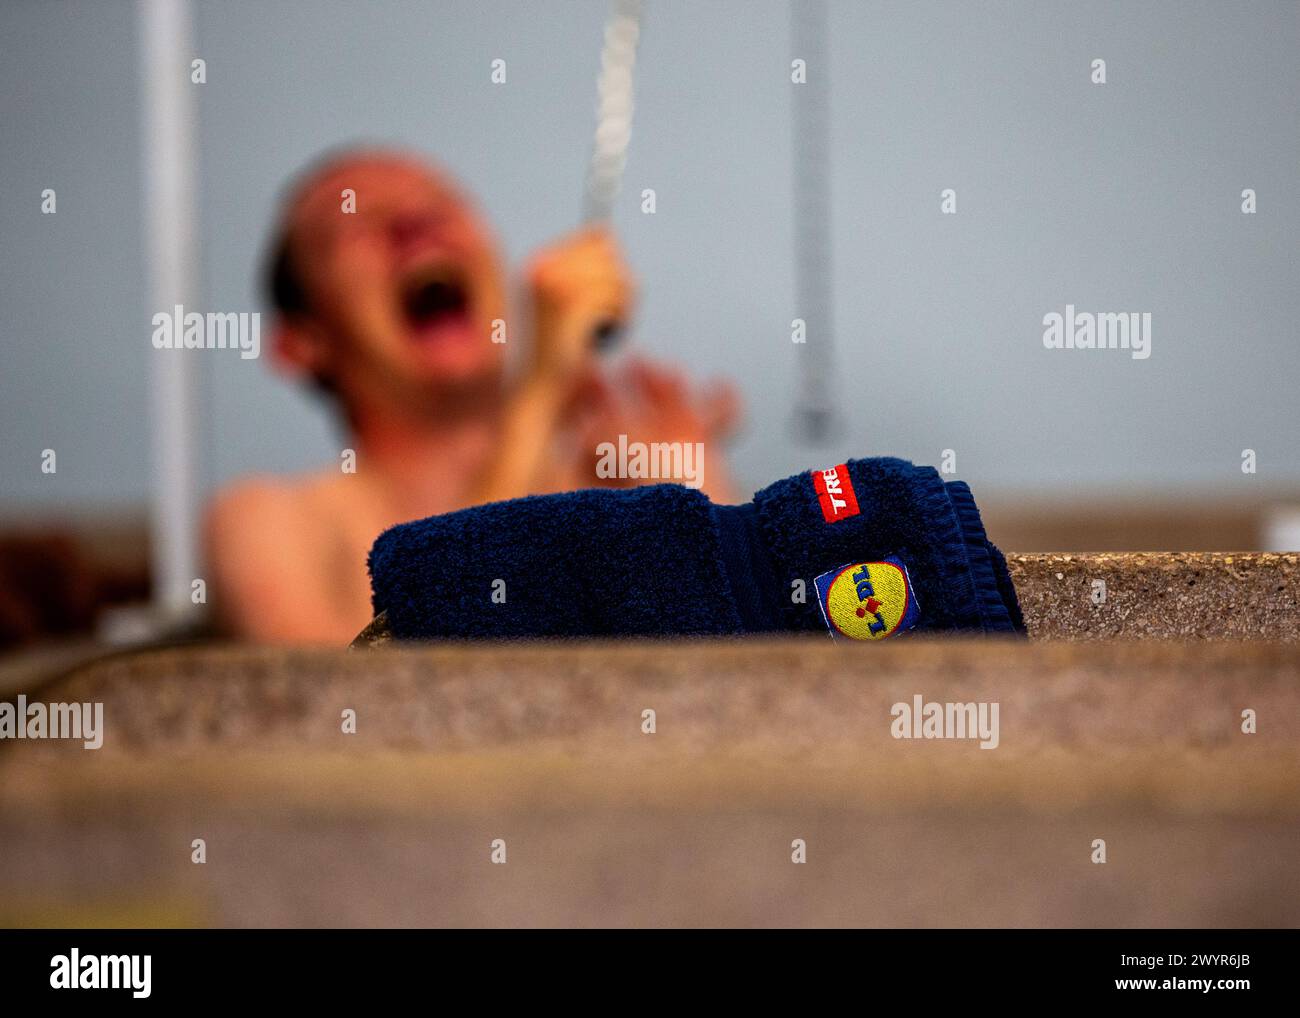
<box><xmin>368</xmin><ymin>457</ymin><xmax>1024</xmax><ymax>641</ymax></box>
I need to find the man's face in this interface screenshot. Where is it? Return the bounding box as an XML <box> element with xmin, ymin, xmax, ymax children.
<box><xmin>284</xmin><ymin>156</ymin><xmax>508</xmax><ymax>402</ymax></box>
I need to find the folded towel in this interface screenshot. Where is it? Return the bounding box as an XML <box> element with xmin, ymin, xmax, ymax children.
<box><xmin>368</xmin><ymin>457</ymin><xmax>1024</xmax><ymax>641</ymax></box>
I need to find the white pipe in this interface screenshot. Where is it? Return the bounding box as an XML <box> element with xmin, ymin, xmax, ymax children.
<box><xmin>790</xmin><ymin>0</ymin><xmax>838</xmax><ymax>444</ymax></box>
<box><xmin>138</xmin><ymin>0</ymin><xmax>199</xmax><ymax>624</ymax></box>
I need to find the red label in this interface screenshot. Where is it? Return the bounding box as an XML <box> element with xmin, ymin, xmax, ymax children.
<box><xmin>812</xmin><ymin>464</ymin><xmax>860</xmax><ymax>523</ymax></box>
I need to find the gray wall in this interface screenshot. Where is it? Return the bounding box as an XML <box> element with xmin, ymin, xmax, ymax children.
<box><xmin>2</xmin><ymin>0</ymin><xmax>1297</xmax><ymax>511</ymax></box>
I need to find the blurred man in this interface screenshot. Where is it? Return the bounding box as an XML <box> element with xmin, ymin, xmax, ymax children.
<box><xmin>206</xmin><ymin>149</ymin><xmax>739</xmax><ymax>643</ymax></box>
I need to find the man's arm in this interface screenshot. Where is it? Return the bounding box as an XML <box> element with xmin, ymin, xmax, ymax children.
<box><xmin>204</xmin><ymin>481</ymin><xmax>355</xmax><ymax>643</ymax></box>
<box><xmin>571</xmin><ymin>357</ymin><xmax>743</xmax><ymax>504</ymax></box>
<box><xmin>470</xmin><ymin>227</ymin><xmax>633</xmax><ymax>505</ymax></box>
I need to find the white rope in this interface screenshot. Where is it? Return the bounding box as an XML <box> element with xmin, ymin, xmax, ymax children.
<box><xmin>583</xmin><ymin>0</ymin><xmax>643</xmax><ymax>223</ymax></box>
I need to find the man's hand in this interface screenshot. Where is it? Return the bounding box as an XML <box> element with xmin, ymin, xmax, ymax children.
<box><xmin>524</xmin><ymin>226</ymin><xmax>635</xmax><ymax>383</ymax></box>
<box><xmin>471</xmin><ymin>228</ymin><xmax>633</xmax><ymax>504</ymax></box>
<box><xmin>573</xmin><ymin>356</ymin><xmax>743</xmax><ymax>503</ymax></box>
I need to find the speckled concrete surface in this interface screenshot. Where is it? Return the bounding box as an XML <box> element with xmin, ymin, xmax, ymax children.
<box><xmin>1009</xmin><ymin>552</ymin><xmax>1300</xmax><ymax>640</ymax></box>
<box><xmin>2</xmin><ymin>554</ymin><xmax>1296</xmax><ymax>927</ymax></box>
<box><xmin>6</xmin><ymin>638</ymin><xmax>1298</xmax><ymax>753</ymax></box>
<box><xmin>1</xmin><ymin>638</ymin><xmax>1297</xmax><ymax>926</ymax></box>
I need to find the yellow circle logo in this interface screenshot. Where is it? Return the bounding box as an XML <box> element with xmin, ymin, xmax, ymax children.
<box><xmin>822</xmin><ymin>561</ymin><xmax>913</xmax><ymax>640</ymax></box>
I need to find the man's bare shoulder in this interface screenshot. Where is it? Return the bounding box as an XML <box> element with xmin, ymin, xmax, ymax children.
<box><xmin>203</xmin><ymin>471</ymin><xmax>357</xmax><ymax>640</ymax></box>
<box><xmin>208</xmin><ymin>470</ymin><xmax>349</xmax><ymax>524</ymax></box>
<box><xmin>205</xmin><ymin>471</ymin><xmax>344</xmax><ymax>562</ymax></box>
<box><xmin>210</xmin><ymin>474</ymin><xmax>297</xmax><ymax>516</ymax></box>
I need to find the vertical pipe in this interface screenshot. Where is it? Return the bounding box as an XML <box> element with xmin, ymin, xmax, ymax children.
<box><xmin>790</xmin><ymin>0</ymin><xmax>838</xmax><ymax>443</ymax></box>
<box><xmin>138</xmin><ymin>0</ymin><xmax>199</xmax><ymax>624</ymax></box>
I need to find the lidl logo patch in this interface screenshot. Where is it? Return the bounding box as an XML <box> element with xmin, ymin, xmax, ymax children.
<box><xmin>814</xmin><ymin>557</ymin><xmax>919</xmax><ymax>641</ymax></box>
<box><xmin>812</xmin><ymin>463</ymin><xmax>859</xmax><ymax>523</ymax></box>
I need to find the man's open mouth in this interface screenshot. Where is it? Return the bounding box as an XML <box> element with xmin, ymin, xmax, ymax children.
<box><xmin>400</xmin><ymin>265</ymin><xmax>471</xmax><ymax>337</ymax></box>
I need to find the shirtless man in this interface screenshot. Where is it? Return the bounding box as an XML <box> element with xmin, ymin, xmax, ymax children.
<box><xmin>206</xmin><ymin>149</ymin><xmax>739</xmax><ymax>644</ymax></box>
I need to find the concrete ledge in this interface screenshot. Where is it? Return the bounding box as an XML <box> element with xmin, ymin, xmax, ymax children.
<box><xmin>2</xmin><ymin>748</ymin><xmax>1296</xmax><ymax>927</ymax></box>
<box><xmin>4</xmin><ymin>552</ymin><xmax>1297</xmax><ymax>928</ymax></box>
<box><xmin>3</xmin><ymin>638</ymin><xmax>1297</xmax><ymax>926</ymax></box>
<box><xmin>1009</xmin><ymin>552</ymin><xmax>1300</xmax><ymax>640</ymax></box>
<box><xmin>9</xmin><ymin>638</ymin><xmax>1297</xmax><ymax>753</ymax></box>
